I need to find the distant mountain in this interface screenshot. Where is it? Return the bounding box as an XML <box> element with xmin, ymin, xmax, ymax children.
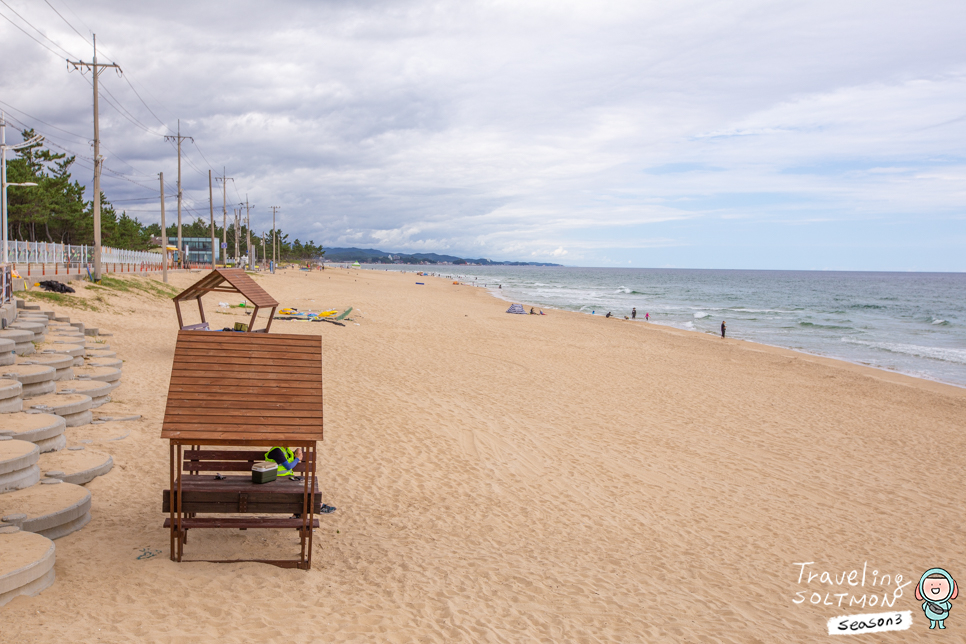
<box><xmin>322</xmin><ymin>247</ymin><xmax>562</xmax><ymax>266</ymax></box>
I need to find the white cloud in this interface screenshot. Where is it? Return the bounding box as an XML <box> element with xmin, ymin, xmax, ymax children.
<box><xmin>0</xmin><ymin>0</ymin><xmax>963</xmax><ymax>267</ymax></box>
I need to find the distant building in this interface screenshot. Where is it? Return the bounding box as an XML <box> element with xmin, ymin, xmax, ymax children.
<box><xmin>167</xmin><ymin>237</ymin><xmax>214</xmax><ymax>265</ymax></box>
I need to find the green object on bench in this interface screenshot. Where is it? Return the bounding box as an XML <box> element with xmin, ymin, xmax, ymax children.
<box><xmin>252</xmin><ymin>461</ymin><xmax>278</xmax><ymax>484</ymax></box>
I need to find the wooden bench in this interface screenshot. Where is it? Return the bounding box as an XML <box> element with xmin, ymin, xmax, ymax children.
<box><xmin>160</xmin><ymin>329</ymin><xmax>324</xmax><ymax>569</ymax></box>
<box><xmin>163</xmin><ymin>449</ymin><xmax>321</xmax><ymax>523</ymax></box>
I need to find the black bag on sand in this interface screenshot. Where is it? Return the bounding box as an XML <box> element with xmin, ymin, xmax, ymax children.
<box><xmin>39</xmin><ymin>280</ymin><xmax>75</xmax><ymax>294</ymax></box>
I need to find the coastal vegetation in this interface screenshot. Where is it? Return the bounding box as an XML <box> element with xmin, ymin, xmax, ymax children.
<box><xmin>6</xmin><ymin>130</ymin><xmax>323</xmax><ymax>260</ymax></box>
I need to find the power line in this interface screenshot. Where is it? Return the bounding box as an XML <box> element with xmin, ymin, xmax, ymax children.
<box><xmin>45</xmin><ymin>1</ymin><xmax>175</xmax><ymax>135</ymax></box>
<box><xmin>0</xmin><ymin>7</ymin><xmax>68</xmax><ymax>59</ymax></box>
<box><xmin>0</xmin><ymin>0</ymin><xmax>77</xmax><ymax>58</ymax></box>
<box><xmin>52</xmin><ymin>0</ymin><xmax>93</xmax><ymax>42</ymax></box>
<box><xmin>99</xmin><ymin>81</ymin><xmax>163</xmax><ymax>136</ymax></box>
<box><xmin>191</xmin><ymin>139</ymin><xmax>216</xmax><ymax>170</ymax></box>
<box><xmin>39</xmin><ymin>0</ymin><xmax>173</xmax><ymax>135</ymax></box>
<box><xmin>2</xmin><ymin>106</ymin><xmax>156</xmax><ymax>179</ymax></box>
<box><xmin>0</xmin><ymin>102</ymin><xmax>88</xmax><ymax>143</ymax></box>
<box><xmin>111</xmin><ymin>195</ymin><xmax>176</xmax><ymax>203</ymax></box>
<box><xmin>120</xmin><ymin>75</ymin><xmax>173</xmax><ymax>134</ymax></box>
<box><xmin>43</xmin><ymin>0</ymin><xmax>89</xmax><ymax>45</ymax></box>
<box><xmin>73</xmin><ymin>71</ymin><xmax>163</xmax><ymax>138</ymax></box>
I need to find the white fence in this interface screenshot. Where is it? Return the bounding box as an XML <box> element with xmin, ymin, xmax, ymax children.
<box><xmin>6</xmin><ymin>240</ymin><xmax>164</xmax><ymax>268</ymax></box>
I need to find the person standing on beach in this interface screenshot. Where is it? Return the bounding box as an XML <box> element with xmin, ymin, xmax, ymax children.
<box><xmin>645</xmin><ymin>312</ymin><xmax>649</xmax><ymax>321</ymax></box>
<box><xmin>721</xmin><ymin>321</ymin><xmax>726</xmax><ymax>338</ymax></box>
<box><xmin>632</xmin><ymin>307</ymin><xmax>636</xmax><ymax>319</ymax></box>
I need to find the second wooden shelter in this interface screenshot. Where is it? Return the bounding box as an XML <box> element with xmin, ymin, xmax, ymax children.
<box><xmin>171</xmin><ymin>267</ymin><xmax>278</xmax><ymax>332</ymax></box>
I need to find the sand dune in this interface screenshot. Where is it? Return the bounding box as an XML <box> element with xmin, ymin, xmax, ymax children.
<box><xmin>3</xmin><ymin>267</ymin><xmax>964</xmax><ymax>642</ymax></box>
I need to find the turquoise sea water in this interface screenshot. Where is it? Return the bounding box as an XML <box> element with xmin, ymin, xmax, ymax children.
<box><xmin>361</xmin><ymin>265</ymin><xmax>966</xmax><ymax>387</ymax></box>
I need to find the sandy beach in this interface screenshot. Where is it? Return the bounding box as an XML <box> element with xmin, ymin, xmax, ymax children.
<box><xmin>3</xmin><ymin>267</ymin><xmax>965</xmax><ymax>642</ymax></box>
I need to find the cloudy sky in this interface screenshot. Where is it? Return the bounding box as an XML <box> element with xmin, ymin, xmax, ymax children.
<box><xmin>1</xmin><ymin>0</ymin><xmax>964</xmax><ymax>270</ymax></box>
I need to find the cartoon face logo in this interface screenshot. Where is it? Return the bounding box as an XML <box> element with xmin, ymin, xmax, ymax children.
<box><xmin>916</xmin><ymin>568</ymin><xmax>958</xmax><ymax>630</ymax></box>
<box><xmin>924</xmin><ymin>577</ymin><xmax>952</xmax><ymax>601</ymax></box>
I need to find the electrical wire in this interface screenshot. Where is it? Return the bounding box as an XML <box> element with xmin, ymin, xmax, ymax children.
<box><xmin>111</xmin><ymin>195</ymin><xmax>176</xmax><ymax>203</ymax></box>
<box><xmin>43</xmin><ymin>0</ymin><xmax>89</xmax><ymax>45</ymax></box>
<box><xmin>1</xmin><ymin>5</ymin><xmax>229</xmax><ymax>216</ymax></box>
<box><xmin>43</xmin><ymin>0</ymin><xmax>175</xmax><ymax>136</ymax></box>
<box><xmin>191</xmin><ymin>140</ymin><xmax>216</xmax><ymax>170</ymax></box>
<box><xmin>2</xmin><ymin>102</ymin><xmax>158</xmax><ymax>180</ymax></box>
<box><xmin>41</xmin><ymin>0</ymin><xmax>175</xmax><ymax>136</ymax></box>
<box><xmin>75</xmin><ymin>71</ymin><xmax>160</xmax><ymax>138</ymax></box>
<box><xmin>0</xmin><ymin>7</ymin><xmax>68</xmax><ymax>59</ymax></box>
<box><xmin>0</xmin><ymin>0</ymin><xmax>78</xmax><ymax>59</ymax></box>
<box><xmin>99</xmin><ymin>81</ymin><xmax>164</xmax><ymax>137</ymax></box>
<box><xmin>0</xmin><ymin>99</ymin><xmax>89</xmax><ymax>144</ymax></box>
<box><xmin>117</xmin><ymin>74</ymin><xmax>174</xmax><ymax>134</ymax></box>
<box><xmin>54</xmin><ymin>0</ymin><xmax>93</xmax><ymax>40</ymax></box>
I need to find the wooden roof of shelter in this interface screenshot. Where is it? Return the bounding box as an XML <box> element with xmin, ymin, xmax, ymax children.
<box><xmin>172</xmin><ymin>268</ymin><xmax>279</xmax><ymax>332</ymax></box>
<box><xmin>161</xmin><ymin>330</ymin><xmax>323</xmax><ymax>443</ymax></box>
<box><xmin>173</xmin><ymin>268</ymin><xmax>278</xmax><ymax>308</ymax></box>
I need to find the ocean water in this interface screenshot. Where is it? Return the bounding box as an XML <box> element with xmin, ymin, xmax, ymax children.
<box><xmin>361</xmin><ymin>266</ymin><xmax>966</xmax><ymax>387</ymax></box>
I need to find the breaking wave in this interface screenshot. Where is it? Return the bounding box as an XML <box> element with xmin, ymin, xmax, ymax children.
<box><xmin>841</xmin><ymin>337</ymin><xmax>966</xmax><ymax>365</ymax></box>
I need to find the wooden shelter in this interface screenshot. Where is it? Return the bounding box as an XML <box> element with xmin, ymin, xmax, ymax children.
<box><xmin>160</xmin><ymin>330</ymin><xmax>324</xmax><ymax>569</ymax></box>
<box><xmin>172</xmin><ymin>268</ymin><xmax>278</xmax><ymax>332</ymax></box>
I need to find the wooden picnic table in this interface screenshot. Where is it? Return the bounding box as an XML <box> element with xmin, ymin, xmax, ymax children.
<box><xmin>160</xmin><ymin>330</ymin><xmax>324</xmax><ymax>569</ymax></box>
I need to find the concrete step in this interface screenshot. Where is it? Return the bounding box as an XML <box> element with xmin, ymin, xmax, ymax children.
<box><xmin>85</xmin><ymin>348</ymin><xmax>116</xmax><ymax>359</ymax></box>
<box><xmin>0</xmin><ymin>413</ymin><xmax>67</xmax><ymax>453</ymax></box>
<box><xmin>86</xmin><ymin>357</ymin><xmax>121</xmax><ymax>370</ymax></box>
<box><xmin>0</xmin><ymin>439</ymin><xmax>40</xmax><ymax>493</ymax></box>
<box><xmin>0</xmin><ymin>365</ymin><xmax>56</xmax><ymax>398</ymax></box>
<box><xmin>0</xmin><ymin>330</ymin><xmax>35</xmax><ymax>356</ymax></box>
<box><xmin>73</xmin><ymin>366</ymin><xmax>121</xmax><ymax>384</ymax></box>
<box><xmin>46</xmin><ymin>331</ymin><xmax>83</xmax><ymax>340</ymax></box>
<box><xmin>0</xmin><ymin>529</ymin><xmax>56</xmax><ymax>607</ymax></box>
<box><xmin>56</xmin><ymin>380</ymin><xmax>111</xmax><ymax>408</ymax></box>
<box><xmin>0</xmin><ymin>338</ymin><xmax>14</xmax><ymax>367</ymax></box>
<box><xmin>0</xmin><ymin>378</ymin><xmax>23</xmax><ymax>413</ymax></box>
<box><xmin>25</xmin><ymin>394</ymin><xmax>92</xmax><ymax>427</ymax></box>
<box><xmin>8</xmin><ymin>322</ymin><xmax>45</xmax><ymax>343</ymax></box>
<box><xmin>0</xmin><ymin>480</ymin><xmax>91</xmax><ymax>539</ymax></box>
<box><xmin>13</xmin><ymin>314</ymin><xmax>48</xmax><ymax>321</ymax></box>
<box><xmin>39</xmin><ymin>447</ymin><xmax>112</xmax><ymax>485</ymax></box>
<box><xmin>37</xmin><ymin>342</ymin><xmax>84</xmax><ymax>358</ymax></box>
<box><xmin>17</xmin><ymin>354</ymin><xmax>73</xmax><ymax>381</ymax></box>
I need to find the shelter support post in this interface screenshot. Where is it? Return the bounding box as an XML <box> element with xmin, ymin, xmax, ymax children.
<box><xmin>265</xmin><ymin>306</ymin><xmax>277</xmax><ymax>333</ymax></box>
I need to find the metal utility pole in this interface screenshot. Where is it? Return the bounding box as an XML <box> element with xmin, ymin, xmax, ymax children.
<box><xmin>68</xmin><ymin>35</ymin><xmax>120</xmax><ymax>281</ymax></box>
<box><xmin>233</xmin><ymin>208</ymin><xmax>240</xmax><ymax>264</ymax></box>
<box><xmin>1</xmin><ymin>114</ymin><xmax>42</xmax><ymax>263</ymax></box>
<box><xmin>245</xmin><ymin>196</ymin><xmax>253</xmax><ymax>270</ymax></box>
<box><xmin>214</xmin><ymin>168</ymin><xmax>233</xmax><ymax>265</ymax></box>
<box><xmin>164</xmin><ymin>120</ymin><xmax>192</xmax><ymax>270</ymax></box>
<box><xmin>270</xmin><ymin>206</ymin><xmax>279</xmax><ymax>272</ymax></box>
<box><xmin>159</xmin><ymin>172</ymin><xmax>167</xmax><ymax>283</ymax></box>
<box><xmin>208</xmin><ymin>170</ymin><xmax>215</xmax><ymax>269</ymax></box>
